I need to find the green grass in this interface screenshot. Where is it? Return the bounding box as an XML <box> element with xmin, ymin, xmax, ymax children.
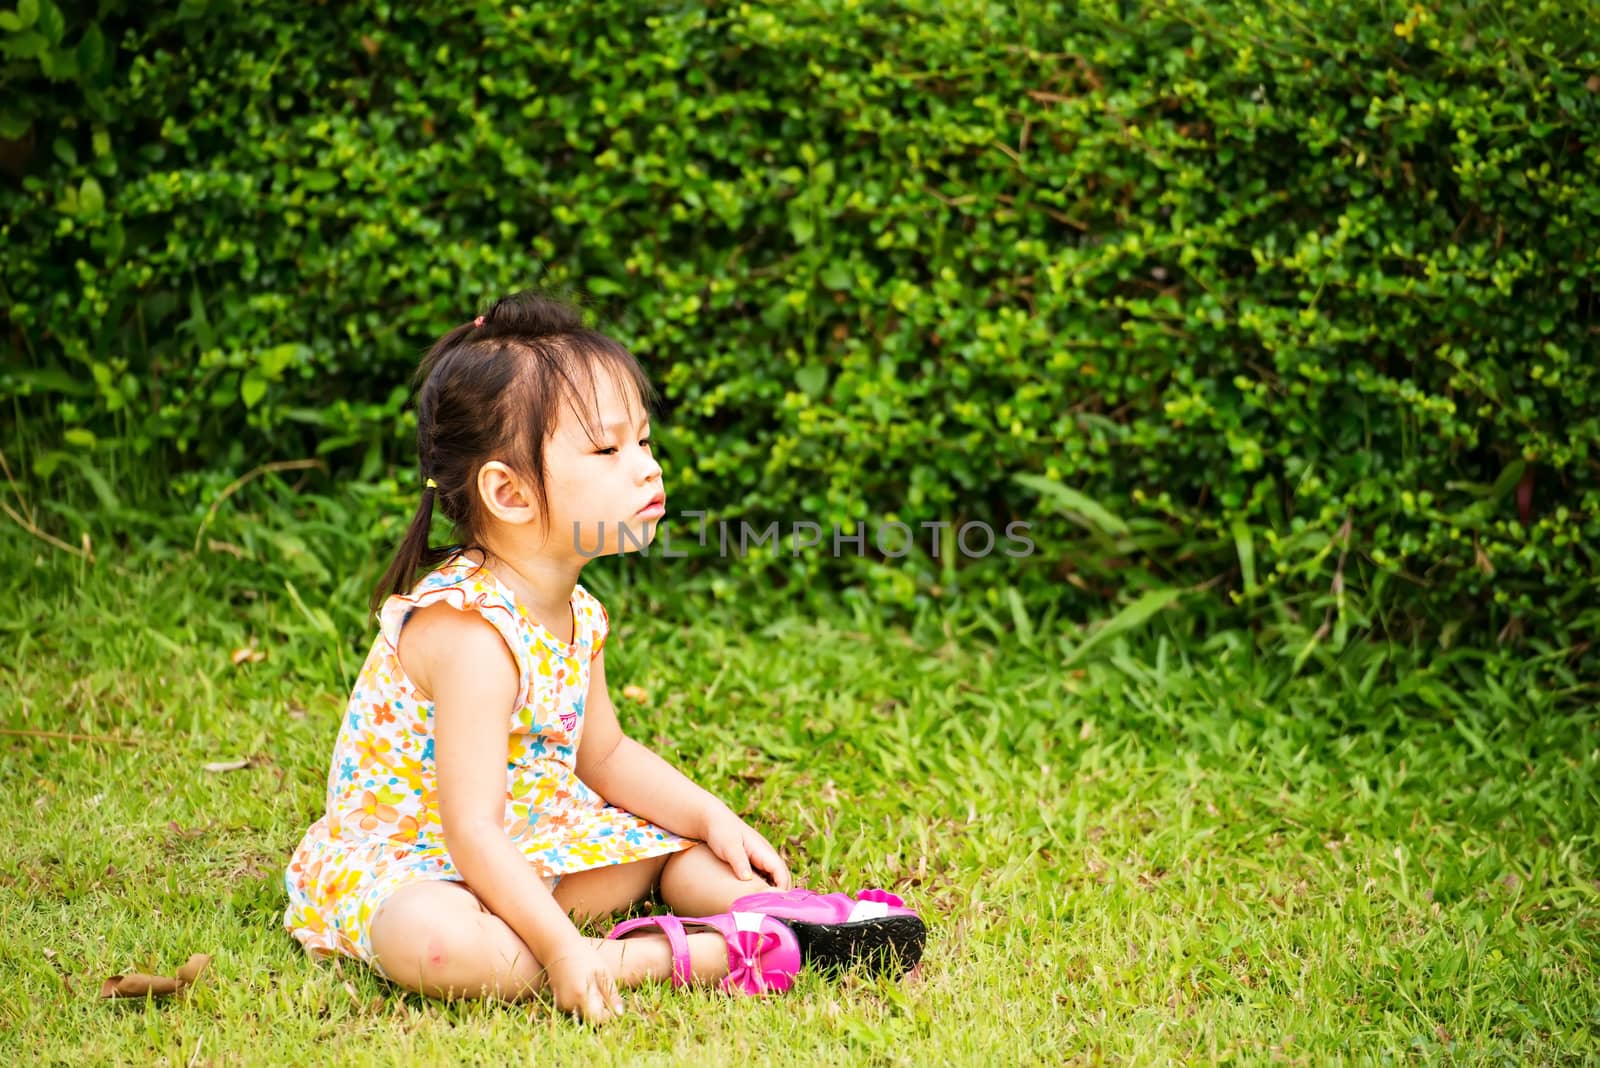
<box><xmin>1</xmin><ymin>517</ymin><xmax>1597</xmax><ymax>1065</ymax></box>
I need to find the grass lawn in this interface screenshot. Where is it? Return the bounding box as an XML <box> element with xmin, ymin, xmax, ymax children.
<box><xmin>2</xmin><ymin>531</ymin><xmax>1596</xmax><ymax>1064</ymax></box>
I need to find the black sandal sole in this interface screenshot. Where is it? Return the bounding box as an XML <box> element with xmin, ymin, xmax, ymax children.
<box><xmin>783</xmin><ymin>914</ymin><xmax>927</xmax><ymax>978</ymax></box>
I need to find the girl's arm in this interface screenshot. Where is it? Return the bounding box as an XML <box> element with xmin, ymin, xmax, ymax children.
<box><xmin>576</xmin><ymin>650</ymin><xmax>791</xmax><ymax>888</ymax></box>
<box><xmin>398</xmin><ymin>605</ymin><xmax>596</xmax><ymax>973</ymax></box>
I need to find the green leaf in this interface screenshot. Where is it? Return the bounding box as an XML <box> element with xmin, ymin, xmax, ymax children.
<box><xmin>99</xmin><ymin>216</ymin><xmax>125</xmax><ymax>260</ymax></box>
<box><xmin>38</xmin><ymin>44</ymin><xmax>77</xmax><ymax>79</ymax></box>
<box><xmin>1062</xmin><ymin>589</ymin><xmax>1183</xmax><ymax>669</ymax></box>
<box><xmin>241</xmin><ymin>372</ymin><xmax>268</xmax><ymax>408</ymax></box>
<box><xmin>788</xmin><ymin>207</ymin><xmax>814</xmax><ymax>246</ymax></box>
<box><xmin>0</xmin><ymin>12</ymin><xmax>22</xmax><ymax>31</ymax></box>
<box><xmin>1014</xmin><ymin>473</ymin><xmax>1129</xmax><ymax>536</ymax></box>
<box><xmin>4</xmin><ymin>366</ymin><xmax>94</xmax><ymax>396</ymax></box>
<box><xmin>0</xmin><ymin>111</ymin><xmax>32</xmax><ymax>139</ymax></box>
<box><xmin>1489</xmin><ymin>460</ymin><xmax>1525</xmax><ymax>503</ymax></box>
<box><xmin>795</xmin><ymin>364</ymin><xmax>827</xmax><ymax>399</ymax></box>
<box><xmin>63</xmin><ymin>427</ymin><xmax>96</xmax><ymax>447</ymax></box>
<box><xmin>1006</xmin><ymin>585</ymin><xmax>1034</xmax><ymax>650</ymax></box>
<box><xmin>257</xmin><ymin>342</ymin><xmax>303</xmax><ymax>379</ymax></box>
<box><xmin>6</xmin><ymin>29</ymin><xmax>46</xmax><ymax>57</ymax></box>
<box><xmin>819</xmin><ymin>262</ymin><xmax>852</xmax><ymax>291</ymax></box>
<box><xmin>32</xmin><ymin>450</ymin><xmax>68</xmax><ymax>478</ymax></box>
<box><xmin>1232</xmin><ymin>518</ymin><xmax>1256</xmax><ymax>593</ymax></box>
<box><xmin>77</xmin><ymin>176</ymin><xmax>105</xmax><ymax>216</ymax></box>
<box><xmin>284</xmin><ymin>578</ymin><xmax>338</xmax><ymax>634</ymax></box>
<box><xmin>59</xmin><ymin>451</ymin><xmax>119</xmax><ymax>509</ymax></box>
<box><xmin>35</xmin><ymin>0</ymin><xmax>62</xmax><ymax>43</ymax></box>
<box><xmin>15</xmin><ymin>0</ymin><xmax>38</xmax><ymax>27</ymax></box>
<box><xmin>77</xmin><ymin>23</ymin><xmax>106</xmax><ymax>77</ymax></box>
<box><xmin>301</xmin><ymin>169</ymin><xmax>339</xmax><ymax>192</ymax></box>
<box><xmin>188</xmin><ymin>280</ymin><xmax>214</xmax><ymax>349</ymax></box>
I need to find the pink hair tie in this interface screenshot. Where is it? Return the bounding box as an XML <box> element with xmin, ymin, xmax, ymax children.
<box><xmin>473</xmin><ymin>315</ymin><xmax>485</xmax><ymax>328</ymax></box>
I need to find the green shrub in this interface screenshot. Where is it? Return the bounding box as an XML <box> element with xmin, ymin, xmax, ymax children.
<box><xmin>3</xmin><ymin>0</ymin><xmax>1597</xmax><ymax>648</ymax></box>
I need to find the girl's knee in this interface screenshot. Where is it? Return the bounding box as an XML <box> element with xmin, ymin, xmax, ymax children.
<box><xmin>401</xmin><ymin>918</ymin><xmax>540</xmax><ymax>1000</ymax></box>
<box><xmin>369</xmin><ymin>883</ymin><xmax>541</xmax><ymax>999</ymax></box>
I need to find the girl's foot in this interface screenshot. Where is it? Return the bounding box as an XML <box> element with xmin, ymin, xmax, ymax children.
<box><xmin>606</xmin><ymin>911</ymin><xmax>801</xmax><ymax>995</ymax></box>
<box><xmin>595</xmin><ymin>930</ymin><xmax>730</xmax><ymax>987</ymax></box>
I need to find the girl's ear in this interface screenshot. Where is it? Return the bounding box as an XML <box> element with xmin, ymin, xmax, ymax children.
<box><xmin>477</xmin><ymin>461</ymin><xmax>537</xmax><ymax>524</ymax></box>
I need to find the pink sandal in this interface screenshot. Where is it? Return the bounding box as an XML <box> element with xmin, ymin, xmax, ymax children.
<box><xmin>605</xmin><ymin>910</ymin><xmax>801</xmax><ymax>995</ymax></box>
<box><xmin>728</xmin><ymin>887</ymin><xmax>925</xmax><ymax>977</ymax></box>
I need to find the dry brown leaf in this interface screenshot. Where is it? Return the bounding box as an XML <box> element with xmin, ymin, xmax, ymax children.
<box><xmin>99</xmin><ymin>953</ymin><xmax>210</xmax><ymax>999</ymax></box>
<box><xmin>202</xmin><ymin>758</ymin><xmax>254</xmax><ymax>774</ymax></box>
<box><xmin>621</xmin><ymin>684</ymin><xmax>649</xmax><ymax>703</ymax></box>
<box><xmin>206</xmin><ymin>538</ymin><xmax>249</xmax><ymax>560</ymax></box>
<box><xmin>230</xmin><ymin>646</ymin><xmax>266</xmax><ymax>666</ymax></box>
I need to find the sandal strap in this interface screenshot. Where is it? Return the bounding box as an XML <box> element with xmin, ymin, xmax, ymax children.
<box><xmin>606</xmin><ymin>914</ymin><xmax>693</xmax><ymax>987</ymax></box>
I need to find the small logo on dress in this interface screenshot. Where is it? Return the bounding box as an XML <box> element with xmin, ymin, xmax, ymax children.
<box><xmin>560</xmin><ymin>711</ymin><xmax>578</xmax><ymax>732</ymax></box>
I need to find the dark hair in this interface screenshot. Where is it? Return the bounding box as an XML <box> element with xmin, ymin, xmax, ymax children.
<box><xmin>371</xmin><ymin>291</ymin><xmax>658</xmax><ymax>613</ymax></box>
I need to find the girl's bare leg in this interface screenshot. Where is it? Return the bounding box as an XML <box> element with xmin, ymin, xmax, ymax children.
<box><xmin>550</xmin><ymin>844</ymin><xmax>780</xmax><ymax>922</ymax></box>
<box><xmin>367</xmin><ymin>878</ymin><xmax>729</xmax><ymax>1000</ymax></box>
<box><xmin>658</xmin><ymin>844</ymin><xmax>779</xmax><ymax>916</ymax></box>
<box><xmin>552</xmin><ymin>853</ymin><xmax>669</xmax><ymax>922</ymax></box>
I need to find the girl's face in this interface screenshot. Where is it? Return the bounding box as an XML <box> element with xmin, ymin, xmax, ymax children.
<box><xmin>541</xmin><ymin>372</ymin><xmax>664</xmax><ymax>559</ymax></box>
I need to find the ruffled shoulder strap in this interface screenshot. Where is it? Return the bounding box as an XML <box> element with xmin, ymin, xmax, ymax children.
<box><xmin>571</xmin><ymin>583</ymin><xmax>611</xmax><ymax>661</ymax></box>
<box><xmin>377</xmin><ymin>556</ymin><xmax>532</xmax><ymax>708</ymax></box>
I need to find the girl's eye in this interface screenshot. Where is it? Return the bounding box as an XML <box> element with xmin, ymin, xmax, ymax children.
<box><xmin>595</xmin><ymin>441</ymin><xmax>649</xmax><ymax>457</ymax></box>
<box><xmin>595</xmin><ymin>437</ymin><xmax>650</xmax><ymax>455</ymax></box>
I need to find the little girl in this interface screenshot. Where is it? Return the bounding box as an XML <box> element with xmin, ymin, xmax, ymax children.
<box><xmin>284</xmin><ymin>292</ymin><xmax>925</xmax><ymax>1023</ymax></box>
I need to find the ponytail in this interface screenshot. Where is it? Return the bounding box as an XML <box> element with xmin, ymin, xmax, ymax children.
<box><xmin>369</xmin><ymin>482</ymin><xmax>457</xmax><ymax>615</ymax></box>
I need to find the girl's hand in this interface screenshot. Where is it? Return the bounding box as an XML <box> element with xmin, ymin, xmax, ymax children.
<box><xmin>703</xmin><ymin>807</ymin><xmax>793</xmax><ymax>890</ymax></box>
<box><xmin>543</xmin><ymin>944</ymin><xmax>624</xmax><ymax>1024</ymax></box>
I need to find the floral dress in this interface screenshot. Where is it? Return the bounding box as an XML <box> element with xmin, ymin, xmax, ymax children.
<box><xmin>283</xmin><ymin>554</ymin><xmax>693</xmax><ymax>973</ymax></box>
